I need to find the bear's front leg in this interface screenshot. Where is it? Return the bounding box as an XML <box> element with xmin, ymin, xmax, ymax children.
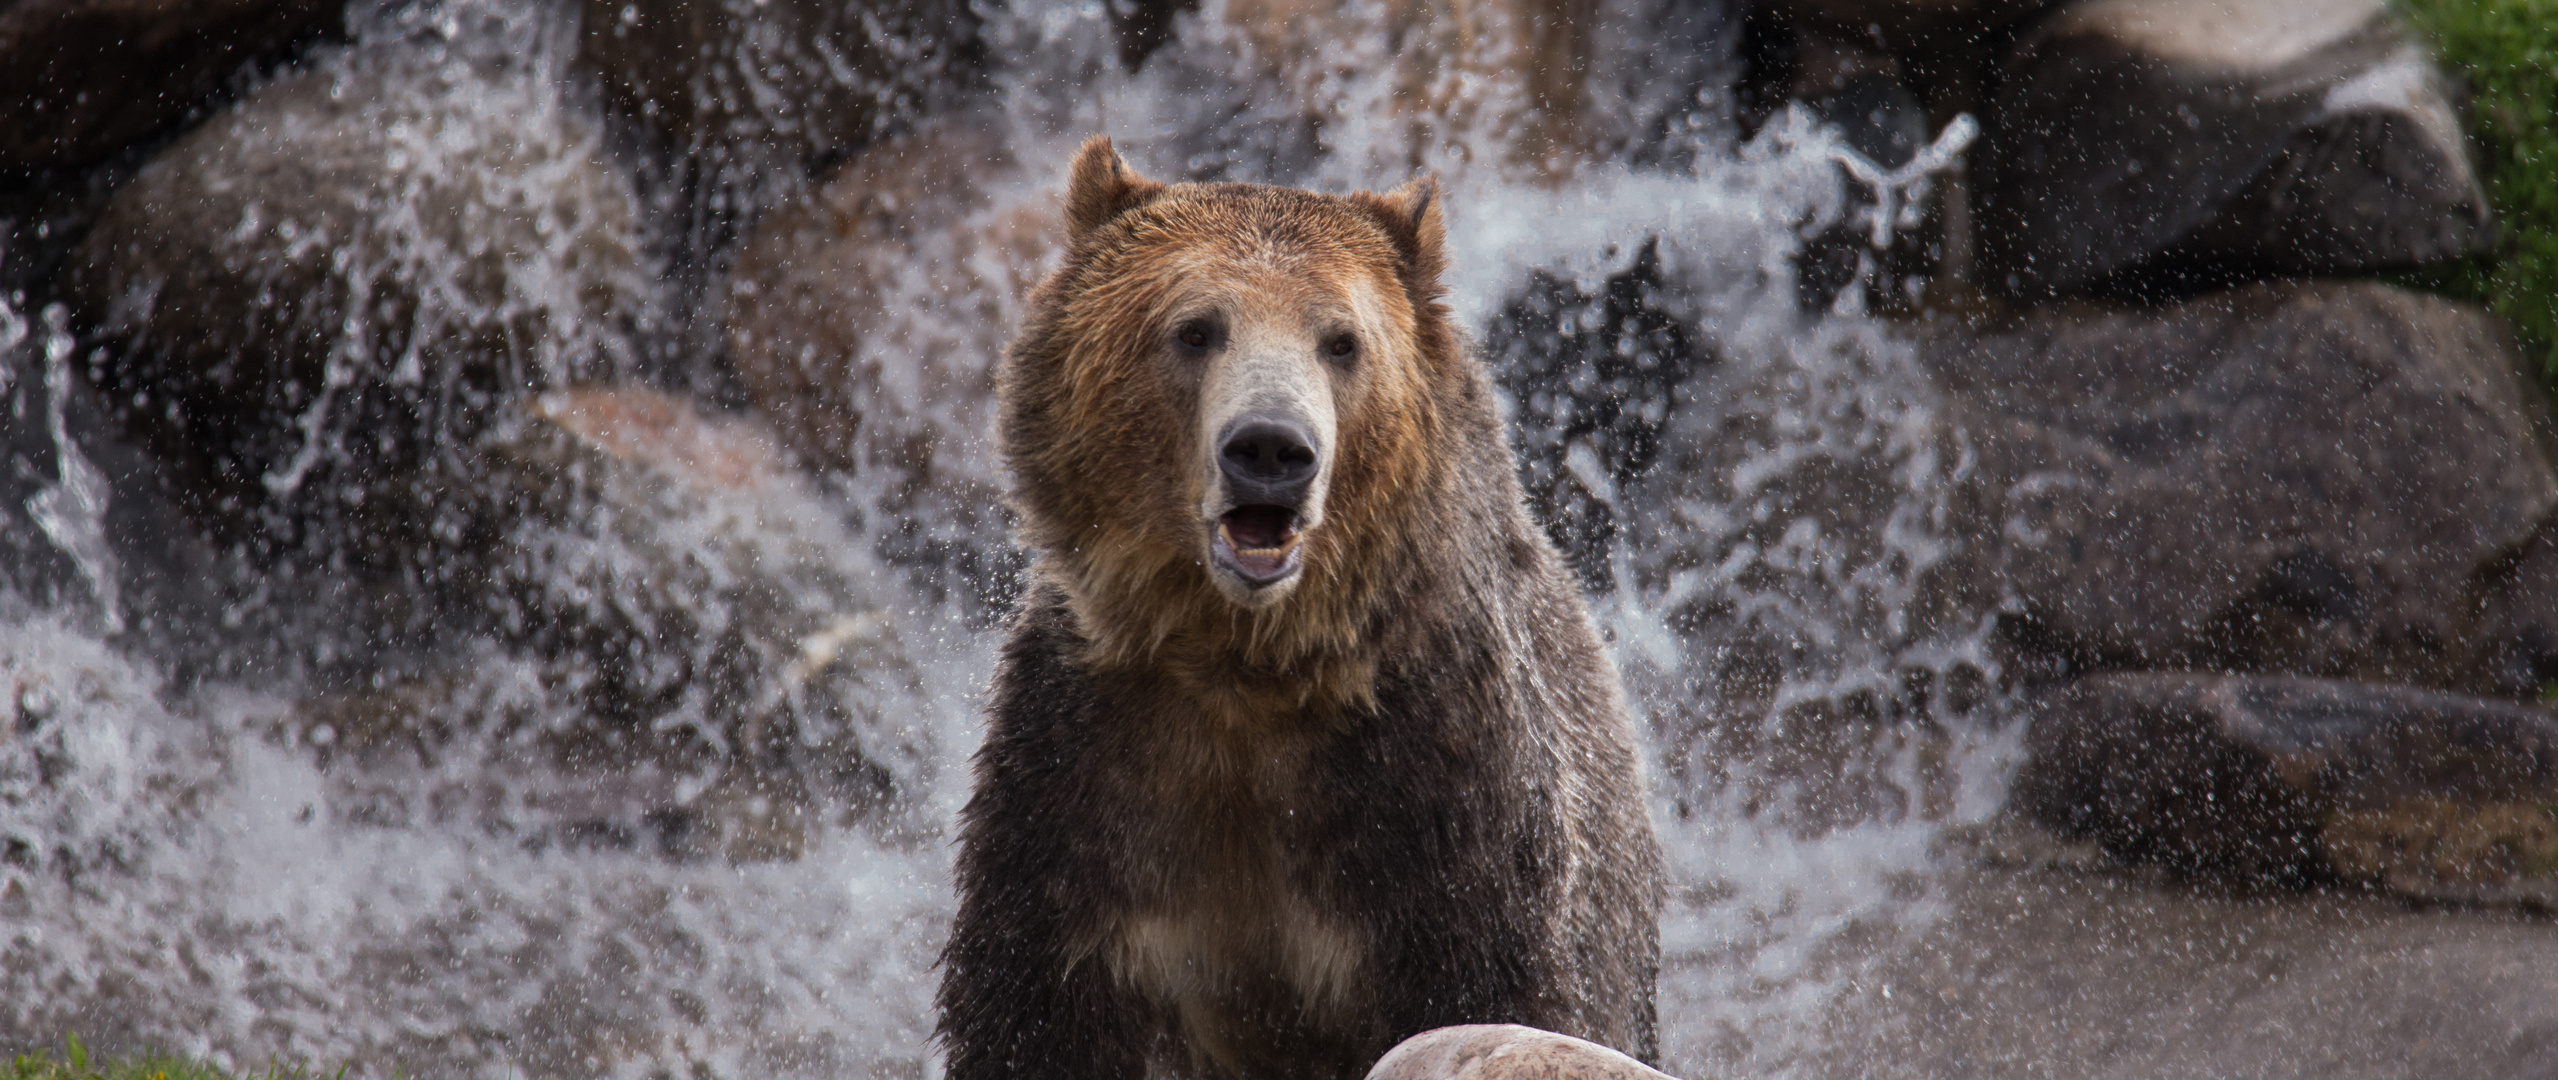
<box><xmin>937</xmin><ymin>835</ymin><xmax>1149</xmax><ymax>1080</ymax></box>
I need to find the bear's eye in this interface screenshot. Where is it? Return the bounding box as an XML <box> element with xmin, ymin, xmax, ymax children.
<box><xmin>1174</xmin><ymin>320</ymin><xmax>1221</xmax><ymax>353</ymax></box>
<box><xmin>1323</xmin><ymin>334</ymin><xmax>1359</xmax><ymax>364</ymax></box>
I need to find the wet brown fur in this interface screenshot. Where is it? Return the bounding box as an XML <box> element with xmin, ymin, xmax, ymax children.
<box><xmin>940</xmin><ymin>136</ymin><xmax>1662</xmax><ymax>1080</ymax></box>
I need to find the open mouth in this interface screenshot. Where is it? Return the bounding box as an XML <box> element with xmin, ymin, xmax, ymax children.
<box><xmin>1212</xmin><ymin>505</ymin><xmax>1305</xmax><ymax>588</ymax></box>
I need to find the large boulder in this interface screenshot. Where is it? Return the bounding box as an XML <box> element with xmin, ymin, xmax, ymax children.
<box><xmin>2013</xmin><ymin>671</ymin><xmax>2558</xmax><ymax>896</ymax></box>
<box><xmin>724</xmin><ymin>118</ymin><xmax>1052</xmax><ymax>603</ymax></box>
<box><xmin>61</xmin><ymin>40</ymin><xmax>657</xmax><ymax>560</ymax></box>
<box><xmin>1931</xmin><ymin>281</ymin><xmax>2558</xmax><ymax>685</ymax></box>
<box><xmin>1623</xmin><ymin>282</ymin><xmax>2554</xmax><ymax>832</ymax></box>
<box><xmin>1978</xmin><ymin>0</ymin><xmax>2494</xmax><ymax>297</ymax></box>
<box><xmin>0</xmin><ymin>0</ymin><xmax>346</xmax><ymax>174</ymax></box>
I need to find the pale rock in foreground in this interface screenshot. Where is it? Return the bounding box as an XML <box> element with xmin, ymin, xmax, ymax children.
<box><xmin>1367</xmin><ymin>1025</ymin><xmax>1679</xmax><ymax>1080</ymax></box>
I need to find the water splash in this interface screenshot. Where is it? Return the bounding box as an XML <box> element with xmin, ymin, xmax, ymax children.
<box><xmin>23</xmin><ymin>305</ymin><xmax>122</xmax><ymax>636</ymax></box>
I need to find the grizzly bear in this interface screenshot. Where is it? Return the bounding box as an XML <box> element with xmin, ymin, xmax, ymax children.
<box><xmin>937</xmin><ymin>137</ymin><xmax>1663</xmax><ymax>1080</ymax></box>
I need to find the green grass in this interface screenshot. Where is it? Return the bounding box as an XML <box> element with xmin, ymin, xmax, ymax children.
<box><xmin>5</xmin><ymin>1036</ymin><xmax>338</xmax><ymax>1080</ymax></box>
<box><xmin>2395</xmin><ymin>0</ymin><xmax>2558</xmax><ymax>378</ymax></box>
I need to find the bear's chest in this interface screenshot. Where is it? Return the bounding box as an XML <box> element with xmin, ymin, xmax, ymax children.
<box><xmin>1096</xmin><ymin>727</ymin><xmax>1376</xmax><ymax>1070</ymax></box>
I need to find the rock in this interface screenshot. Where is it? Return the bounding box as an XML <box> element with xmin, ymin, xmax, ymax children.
<box><xmin>576</xmin><ymin>0</ymin><xmax>981</xmax><ymax>189</ymax></box>
<box><xmin>2469</xmin><ymin>521</ymin><xmax>2558</xmax><ymax>701</ymax></box>
<box><xmin>1932</xmin><ymin>281</ymin><xmax>2558</xmax><ymax>686</ymax></box>
<box><xmin>61</xmin><ymin>40</ymin><xmax>656</xmax><ymax>559</ymax></box>
<box><xmin>1622</xmin><ymin>281</ymin><xmax>2553</xmax><ymax>830</ymax></box>
<box><xmin>1365</xmin><ymin>1025</ymin><xmax>1674</xmax><ymax>1080</ymax></box>
<box><xmin>0</xmin><ymin>0</ymin><xmax>346</xmax><ymax>173</ymax></box>
<box><xmin>1761</xmin><ymin>0</ymin><xmax>2058</xmax><ymax>56</ymax></box>
<box><xmin>2012</xmin><ymin>671</ymin><xmax>2558</xmax><ymax>893</ymax></box>
<box><xmin>1978</xmin><ymin>0</ymin><xmax>2494</xmax><ymax>297</ymax></box>
<box><xmin>723</xmin><ymin>117</ymin><xmax>1048</xmax><ymax>604</ymax></box>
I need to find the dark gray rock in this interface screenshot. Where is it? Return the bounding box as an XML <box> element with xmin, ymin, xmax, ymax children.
<box><xmin>1933</xmin><ymin>281</ymin><xmax>2558</xmax><ymax>686</ymax></box>
<box><xmin>1763</xmin><ymin>0</ymin><xmax>2057</xmax><ymax>55</ymax></box>
<box><xmin>0</xmin><ymin>0</ymin><xmax>345</xmax><ymax>173</ymax></box>
<box><xmin>2470</xmin><ymin>520</ymin><xmax>2558</xmax><ymax>701</ymax></box>
<box><xmin>2012</xmin><ymin>671</ymin><xmax>2558</xmax><ymax>891</ymax></box>
<box><xmin>1366</xmin><ymin>1025</ymin><xmax>1673</xmax><ymax>1080</ymax></box>
<box><xmin>1978</xmin><ymin>0</ymin><xmax>2493</xmax><ymax>297</ymax></box>
<box><xmin>1624</xmin><ymin>282</ymin><xmax>2555</xmax><ymax>833</ymax></box>
<box><xmin>61</xmin><ymin>40</ymin><xmax>656</xmax><ymax>559</ymax></box>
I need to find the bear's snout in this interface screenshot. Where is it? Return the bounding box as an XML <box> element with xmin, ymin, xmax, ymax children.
<box><xmin>1218</xmin><ymin>416</ymin><xmax>1321</xmax><ymax>507</ymax></box>
<box><xmin>1210</xmin><ymin>413</ymin><xmax>1321</xmax><ymax>596</ymax></box>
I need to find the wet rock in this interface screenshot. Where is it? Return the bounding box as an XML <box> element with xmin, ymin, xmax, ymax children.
<box><xmin>724</xmin><ymin>117</ymin><xmax>1048</xmax><ymax>605</ymax></box>
<box><xmin>62</xmin><ymin>39</ymin><xmax>656</xmax><ymax>561</ymax></box>
<box><xmin>1932</xmin><ymin>281</ymin><xmax>2557</xmax><ymax>685</ymax></box>
<box><xmin>0</xmin><ymin>0</ymin><xmax>346</xmax><ymax>173</ymax></box>
<box><xmin>2469</xmin><ymin>521</ymin><xmax>2558</xmax><ymax>701</ymax></box>
<box><xmin>1366</xmin><ymin>1025</ymin><xmax>1673</xmax><ymax>1080</ymax></box>
<box><xmin>2012</xmin><ymin>671</ymin><xmax>2558</xmax><ymax>890</ymax></box>
<box><xmin>1761</xmin><ymin>0</ymin><xmax>2057</xmax><ymax>56</ymax></box>
<box><xmin>1625</xmin><ymin>281</ymin><xmax>2551</xmax><ymax>830</ymax></box>
<box><xmin>1978</xmin><ymin>0</ymin><xmax>2494</xmax><ymax>298</ymax></box>
<box><xmin>577</xmin><ymin>0</ymin><xmax>981</xmax><ymax>188</ymax></box>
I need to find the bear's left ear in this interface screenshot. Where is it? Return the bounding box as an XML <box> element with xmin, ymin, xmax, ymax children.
<box><xmin>1065</xmin><ymin>135</ymin><xmax>1166</xmax><ymax>243</ymax></box>
<box><xmin>1352</xmin><ymin>177</ymin><xmax>1447</xmax><ymax>288</ymax></box>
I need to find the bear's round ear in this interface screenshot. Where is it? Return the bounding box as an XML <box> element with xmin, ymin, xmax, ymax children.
<box><xmin>1065</xmin><ymin>135</ymin><xmax>1166</xmax><ymax>243</ymax></box>
<box><xmin>1352</xmin><ymin>177</ymin><xmax>1447</xmax><ymax>288</ymax></box>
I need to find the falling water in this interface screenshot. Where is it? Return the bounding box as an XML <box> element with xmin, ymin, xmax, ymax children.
<box><xmin>1</xmin><ymin>0</ymin><xmax>2024</xmax><ymax>1076</ymax></box>
<box><xmin>22</xmin><ymin>305</ymin><xmax>123</xmax><ymax>638</ymax></box>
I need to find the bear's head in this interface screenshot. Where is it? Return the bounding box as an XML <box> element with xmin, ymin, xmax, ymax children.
<box><xmin>1000</xmin><ymin>137</ymin><xmax>1465</xmax><ymax>681</ymax></box>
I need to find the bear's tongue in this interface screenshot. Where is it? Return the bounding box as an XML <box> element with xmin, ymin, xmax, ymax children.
<box><xmin>1219</xmin><ymin>505</ymin><xmax>1299</xmax><ymax>574</ymax></box>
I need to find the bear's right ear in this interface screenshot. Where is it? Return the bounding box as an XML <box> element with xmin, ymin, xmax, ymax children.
<box><xmin>1351</xmin><ymin>177</ymin><xmax>1447</xmax><ymax>290</ymax></box>
<box><xmin>1064</xmin><ymin>136</ymin><xmax>1165</xmax><ymax>243</ymax></box>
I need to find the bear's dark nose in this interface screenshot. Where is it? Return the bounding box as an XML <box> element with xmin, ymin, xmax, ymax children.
<box><xmin>1219</xmin><ymin>417</ymin><xmax>1320</xmax><ymax>506</ymax></box>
